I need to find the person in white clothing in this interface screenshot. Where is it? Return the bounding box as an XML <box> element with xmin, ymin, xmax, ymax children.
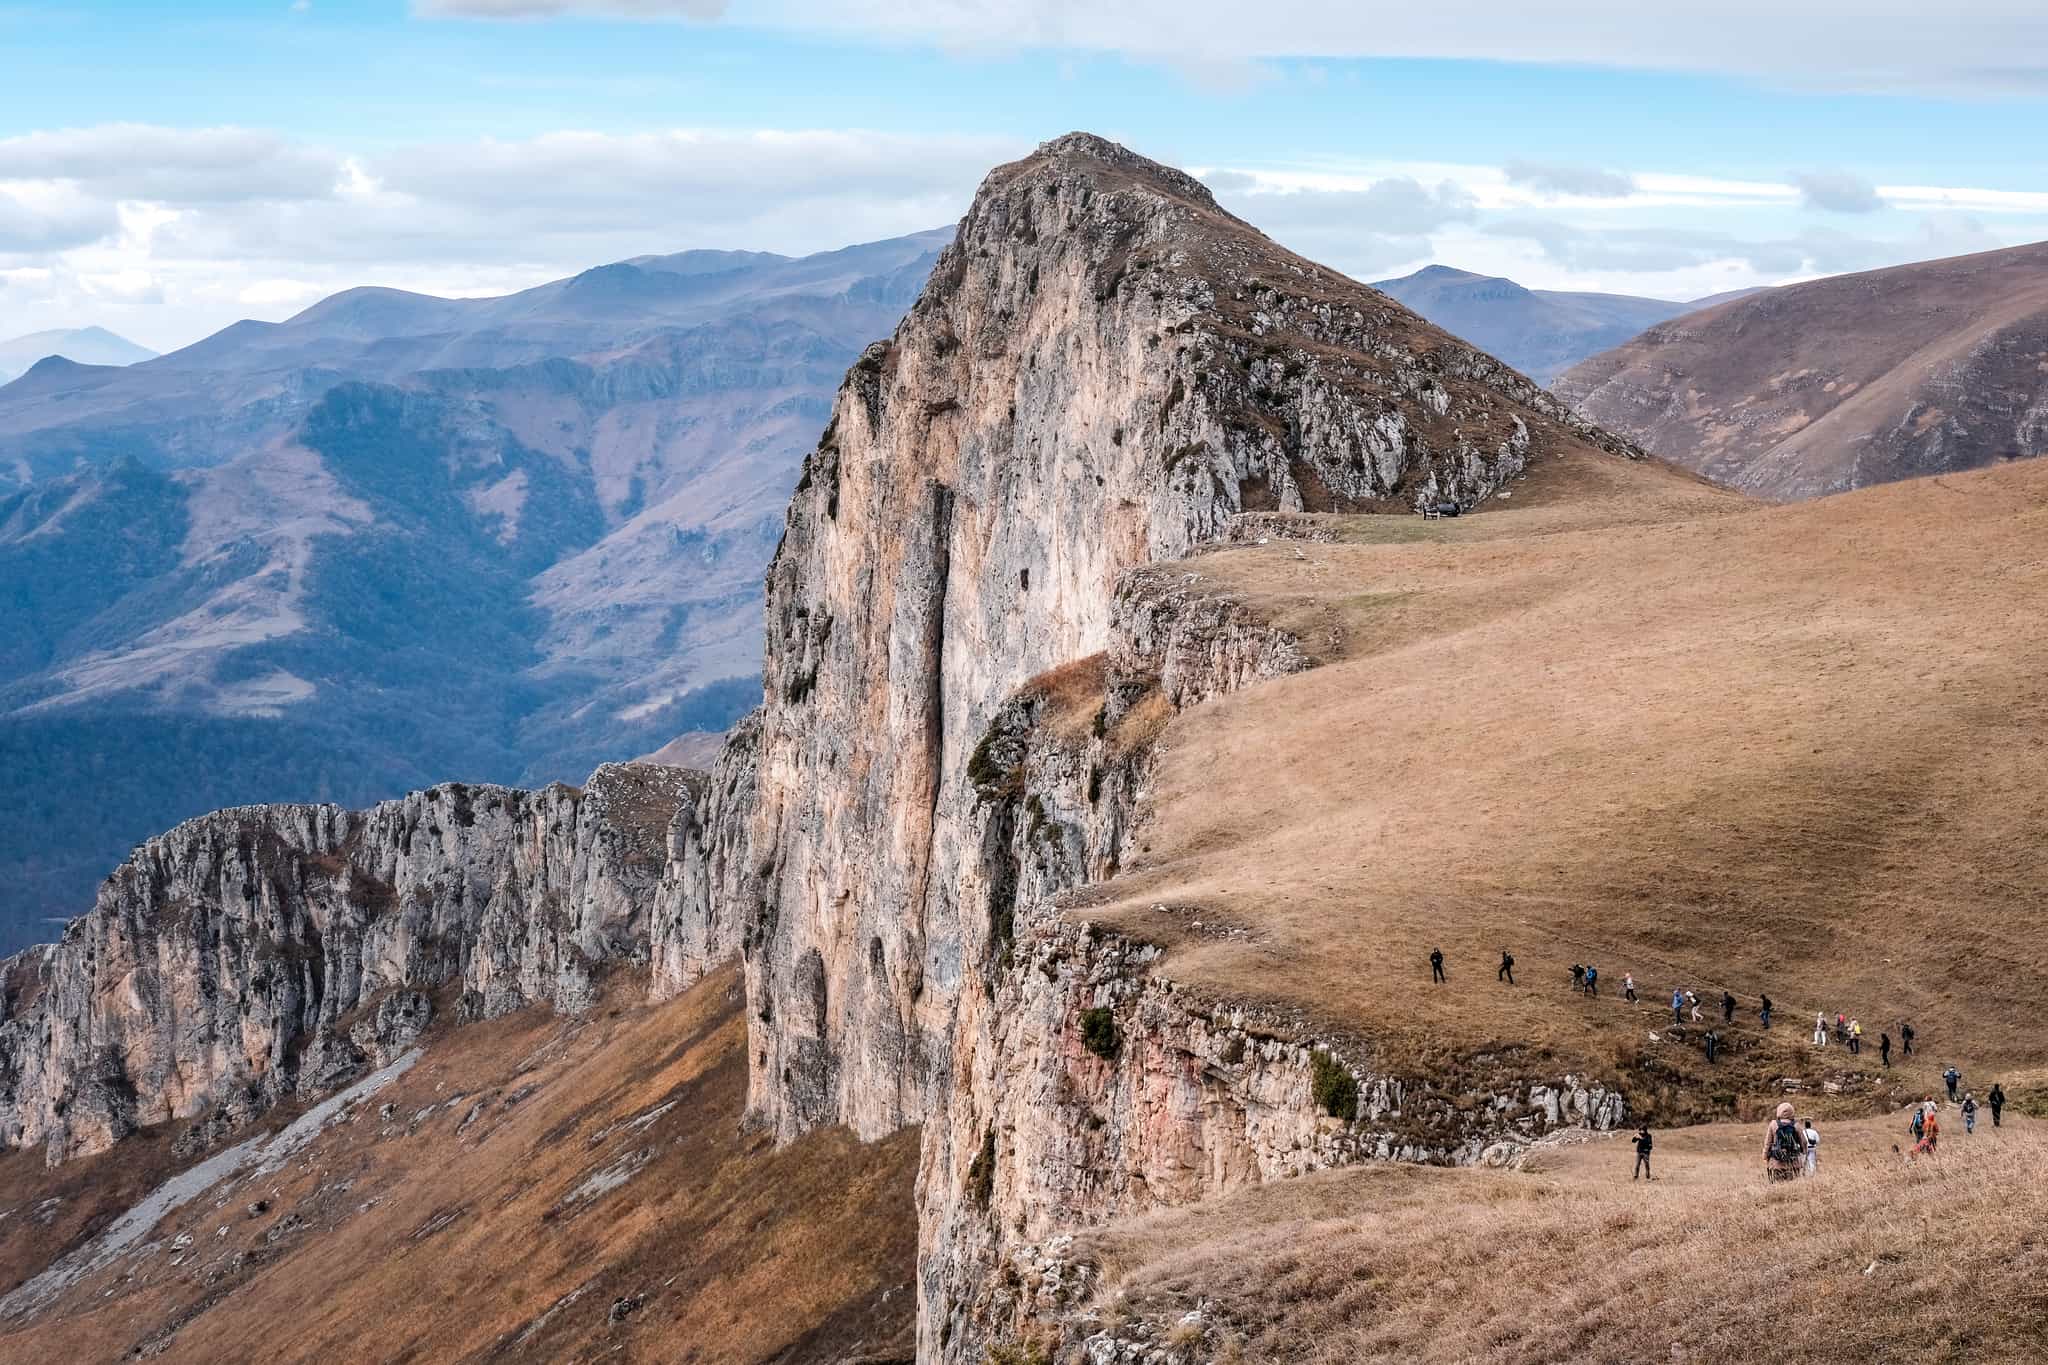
<box><xmin>1813</xmin><ymin>1012</ymin><xmax>1828</xmax><ymax>1047</ymax></box>
<box><xmin>1803</xmin><ymin>1119</ymin><xmax>1819</xmax><ymax>1176</ymax></box>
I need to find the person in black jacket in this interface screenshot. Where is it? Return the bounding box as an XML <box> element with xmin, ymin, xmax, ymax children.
<box><xmin>1989</xmin><ymin>1083</ymin><xmax>2006</xmax><ymax>1128</ymax></box>
<box><xmin>1722</xmin><ymin>991</ymin><xmax>1736</xmax><ymax>1023</ymax></box>
<box><xmin>1633</xmin><ymin>1126</ymin><xmax>1654</xmax><ymax>1180</ymax></box>
<box><xmin>1430</xmin><ymin>948</ymin><xmax>1445</xmax><ymax>983</ymax></box>
<box><xmin>1760</xmin><ymin>994</ymin><xmax>1773</xmax><ymax>1029</ymax></box>
<box><xmin>1499</xmin><ymin>950</ymin><xmax>1514</xmax><ymax>984</ymax></box>
<box><xmin>1880</xmin><ymin>1032</ymin><xmax>1892</xmax><ymax>1068</ymax></box>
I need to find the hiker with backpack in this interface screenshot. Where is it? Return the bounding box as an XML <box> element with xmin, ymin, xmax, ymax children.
<box><xmin>1584</xmin><ymin>965</ymin><xmax>1598</xmax><ymax>997</ymax></box>
<box><xmin>1917</xmin><ymin>1103</ymin><xmax>1941</xmax><ymax>1155</ymax></box>
<box><xmin>1901</xmin><ymin>1021</ymin><xmax>1915</xmax><ymax>1057</ymax></box>
<box><xmin>1572</xmin><ymin>963</ymin><xmax>1586</xmax><ymax>992</ymax></box>
<box><xmin>1849</xmin><ymin>1019</ymin><xmax>1862</xmax><ymax>1055</ymax></box>
<box><xmin>1623</xmin><ymin>973</ymin><xmax>1637</xmax><ymax>1003</ymax></box>
<box><xmin>1813</xmin><ymin>1012</ymin><xmax>1828</xmax><ymax>1047</ymax></box>
<box><xmin>1704</xmin><ymin>1028</ymin><xmax>1720</xmax><ymax>1064</ymax></box>
<box><xmin>1431</xmin><ymin>948</ymin><xmax>1445</xmax><ymax>983</ymax></box>
<box><xmin>1944</xmin><ymin>1066</ymin><xmax>1961</xmax><ymax>1102</ymax></box>
<box><xmin>1688</xmin><ymin>991</ymin><xmax>1703</xmax><ymax>1023</ymax></box>
<box><xmin>1633</xmin><ymin>1125</ymin><xmax>1654</xmax><ymax>1181</ymax></box>
<box><xmin>1765</xmin><ymin>1103</ymin><xmax>1805</xmax><ymax>1181</ymax></box>
<box><xmin>1803</xmin><ymin>1118</ymin><xmax>1820</xmax><ymax>1176</ymax></box>
<box><xmin>1880</xmin><ymin>1032</ymin><xmax>1892</xmax><ymax>1068</ymax></box>
<box><xmin>1721</xmin><ymin>991</ymin><xmax>1736</xmax><ymax>1024</ymax></box>
<box><xmin>1672</xmin><ymin>989</ymin><xmax>1684</xmax><ymax>1027</ymax></box>
<box><xmin>1990</xmin><ymin>1084</ymin><xmax>2006</xmax><ymax>1128</ymax></box>
<box><xmin>1961</xmin><ymin>1093</ymin><xmax>1978</xmax><ymax>1134</ymax></box>
<box><xmin>1911</xmin><ymin>1104</ymin><xmax>1926</xmax><ymax>1143</ymax></box>
<box><xmin>1499</xmin><ymin>950</ymin><xmax>1514</xmax><ymax>984</ymax></box>
<box><xmin>1760</xmin><ymin>994</ymin><xmax>1773</xmax><ymax>1029</ymax></box>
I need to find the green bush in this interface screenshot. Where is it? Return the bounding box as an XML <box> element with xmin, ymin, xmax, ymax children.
<box><xmin>966</xmin><ymin>1127</ymin><xmax>996</xmax><ymax>1209</ymax></box>
<box><xmin>1311</xmin><ymin>1050</ymin><xmax>1360</xmax><ymax>1121</ymax></box>
<box><xmin>1080</xmin><ymin>1006</ymin><xmax>1120</xmax><ymax>1059</ymax></box>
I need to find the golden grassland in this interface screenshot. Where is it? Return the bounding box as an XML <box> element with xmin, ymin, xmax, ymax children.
<box><xmin>1074</xmin><ymin>1110</ymin><xmax>2048</xmax><ymax>1364</ymax></box>
<box><xmin>1076</xmin><ymin>451</ymin><xmax>2048</xmax><ymax>1123</ymax></box>
<box><xmin>0</xmin><ymin>968</ymin><xmax>919</xmax><ymax>1365</ymax></box>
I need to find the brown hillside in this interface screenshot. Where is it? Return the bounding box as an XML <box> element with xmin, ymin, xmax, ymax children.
<box><xmin>1555</xmin><ymin>241</ymin><xmax>2048</xmax><ymax>499</ymax></box>
<box><xmin>1063</xmin><ymin>1111</ymin><xmax>2048</xmax><ymax>1363</ymax></box>
<box><xmin>1075</xmin><ymin>450</ymin><xmax>2048</xmax><ymax>1126</ymax></box>
<box><xmin>0</xmin><ymin>969</ymin><xmax>918</xmax><ymax>1364</ymax></box>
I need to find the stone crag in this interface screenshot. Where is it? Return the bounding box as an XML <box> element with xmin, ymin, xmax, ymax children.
<box><xmin>0</xmin><ymin>761</ymin><xmax>738</xmax><ymax>1164</ymax></box>
<box><xmin>725</xmin><ymin>134</ymin><xmax>1638</xmax><ymax>1359</ymax></box>
<box><xmin>738</xmin><ymin>130</ymin><xmax>1635</xmax><ymax>1150</ymax></box>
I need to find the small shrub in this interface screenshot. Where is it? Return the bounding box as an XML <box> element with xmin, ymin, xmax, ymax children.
<box><xmin>966</xmin><ymin>1127</ymin><xmax>996</xmax><ymax>1209</ymax></box>
<box><xmin>1311</xmin><ymin>1051</ymin><xmax>1360</xmax><ymax>1121</ymax></box>
<box><xmin>1220</xmin><ymin>1035</ymin><xmax>1247</xmax><ymax>1065</ymax></box>
<box><xmin>985</xmin><ymin>1340</ymin><xmax>1050</xmax><ymax>1365</ymax></box>
<box><xmin>1081</xmin><ymin>1007</ymin><xmax>1121</xmax><ymax>1060</ymax></box>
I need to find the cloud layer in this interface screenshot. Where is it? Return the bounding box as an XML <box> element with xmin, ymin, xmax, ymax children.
<box><xmin>415</xmin><ymin>0</ymin><xmax>2048</xmax><ymax>93</ymax></box>
<box><xmin>2</xmin><ymin>122</ymin><xmax>2041</xmax><ymax>353</ymax></box>
<box><xmin>0</xmin><ymin>125</ymin><xmax>1019</xmax><ymax>349</ymax></box>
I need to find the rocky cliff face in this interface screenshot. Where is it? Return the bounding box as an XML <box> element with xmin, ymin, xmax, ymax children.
<box><xmin>739</xmin><ymin>132</ymin><xmax>1636</xmax><ymax>1149</ymax></box>
<box><xmin>0</xmin><ymin>762</ymin><xmax>722</xmax><ymax>1163</ymax></box>
<box><xmin>711</xmin><ymin>133</ymin><xmax>1636</xmax><ymax>1358</ymax></box>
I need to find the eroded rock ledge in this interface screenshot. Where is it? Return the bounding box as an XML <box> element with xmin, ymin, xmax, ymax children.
<box><xmin>916</xmin><ymin>559</ymin><xmax>1622</xmax><ymax>1360</ymax></box>
<box><xmin>0</xmin><ymin>761</ymin><xmax>740</xmax><ymax>1164</ymax></box>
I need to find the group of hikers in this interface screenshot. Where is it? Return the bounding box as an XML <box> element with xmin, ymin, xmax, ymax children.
<box><xmin>1426</xmin><ymin>947</ymin><xmax>2016</xmax><ymax>1182</ymax></box>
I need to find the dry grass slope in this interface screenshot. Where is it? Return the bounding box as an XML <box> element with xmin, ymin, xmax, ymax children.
<box><xmin>0</xmin><ymin>968</ymin><xmax>918</xmax><ymax>1365</ymax></box>
<box><xmin>1079</xmin><ymin>450</ymin><xmax>2048</xmax><ymax>1123</ymax></box>
<box><xmin>1076</xmin><ymin>1113</ymin><xmax>2048</xmax><ymax>1364</ymax></box>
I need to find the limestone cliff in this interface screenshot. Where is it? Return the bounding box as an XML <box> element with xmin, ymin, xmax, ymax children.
<box><xmin>708</xmin><ymin>132</ymin><xmax>1638</xmax><ymax>1359</ymax></box>
<box><xmin>0</xmin><ymin>762</ymin><xmax>719</xmax><ymax>1163</ymax></box>
<box><xmin>740</xmin><ymin>132</ymin><xmax>1635</xmax><ymax>1148</ymax></box>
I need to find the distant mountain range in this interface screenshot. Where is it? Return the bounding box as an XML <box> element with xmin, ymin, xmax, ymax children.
<box><xmin>0</xmin><ymin>326</ymin><xmax>155</xmax><ymax>384</ymax></box>
<box><xmin>1556</xmin><ymin>240</ymin><xmax>2048</xmax><ymax>499</ymax></box>
<box><xmin>1370</xmin><ymin>265</ymin><xmax>1762</xmax><ymax>386</ymax></box>
<box><xmin>0</xmin><ymin>230</ymin><xmax>949</xmax><ymax>951</ymax></box>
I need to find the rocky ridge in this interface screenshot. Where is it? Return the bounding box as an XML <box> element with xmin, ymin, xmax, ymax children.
<box><xmin>702</xmin><ymin>132</ymin><xmax>1636</xmax><ymax>1358</ymax></box>
<box><xmin>0</xmin><ymin>761</ymin><xmax>737</xmax><ymax>1163</ymax></box>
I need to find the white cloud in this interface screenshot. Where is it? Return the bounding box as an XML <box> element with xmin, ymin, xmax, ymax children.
<box><xmin>1793</xmin><ymin>170</ymin><xmax>1887</xmax><ymax>214</ymax></box>
<box><xmin>0</xmin><ymin>125</ymin><xmax>342</xmax><ymax>205</ymax></box>
<box><xmin>1</xmin><ymin>122</ymin><xmax>2040</xmax><ymax>354</ymax></box>
<box><xmin>412</xmin><ymin>0</ymin><xmax>2048</xmax><ymax>94</ymax></box>
<box><xmin>0</xmin><ymin>185</ymin><xmax>119</xmax><ymax>252</ymax></box>
<box><xmin>1502</xmin><ymin>160</ymin><xmax>1637</xmax><ymax>200</ymax></box>
<box><xmin>420</xmin><ymin>0</ymin><xmax>724</xmax><ymax>15</ymax></box>
<box><xmin>0</xmin><ymin>124</ymin><xmax>1014</xmax><ymax>349</ymax></box>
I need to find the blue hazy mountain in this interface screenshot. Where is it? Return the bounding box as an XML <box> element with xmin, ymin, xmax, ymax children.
<box><xmin>0</xmin><ymin>230</ymin><xmax>949</xmax><ymax>950</ymax></box>
<box><xmin>1371</xmin><ymin>265</ymin><xmax>1763</xmax><ymax>386</ymax></box>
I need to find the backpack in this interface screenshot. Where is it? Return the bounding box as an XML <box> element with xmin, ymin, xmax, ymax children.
<box><xmin>1770</xmin><ymin>1121</ymin><xmax>1803</xmax><ymax>1164</ymax></box>
<box><xmin>1912</xmin><ymin>1110</ymin><xmax>1925</xmax><ymax>1138</ymax></box>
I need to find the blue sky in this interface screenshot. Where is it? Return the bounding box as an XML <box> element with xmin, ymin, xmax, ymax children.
<box><xmin>3</xmin><ymin>0</ymin><xmax>2046</xmax><ymax>349</ymax></box>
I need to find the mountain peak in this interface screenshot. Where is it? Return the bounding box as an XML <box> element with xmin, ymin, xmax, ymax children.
<box><xmin>1001</xmin><ymin>131</ymin><xmax>1222</xmax><ymax>214</ymax></box>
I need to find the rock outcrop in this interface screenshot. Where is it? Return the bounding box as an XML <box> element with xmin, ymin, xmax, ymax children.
<box><xmin>709</xmin><ymin>133</ymin><xmax>1638</xmax><ymax>1358</ymax></box>
<box><xmin>739</xmin><ymin>131</ymin><xmax>1636</xmax><ymax>1148</ymax></box>
<box><xmin>0</xmin><ymin>762</ymin><xmax>719</xmax><ymax>1163</ymax></box>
